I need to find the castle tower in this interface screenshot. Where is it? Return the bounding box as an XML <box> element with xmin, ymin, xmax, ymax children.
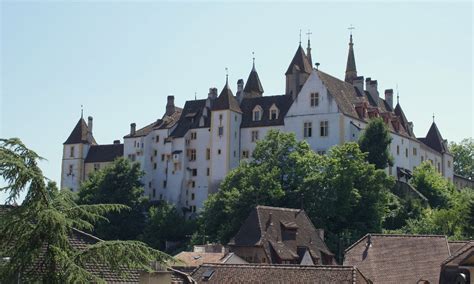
<box><xmin>345</xmin><ymin>34</ymin><xmax>357</xmax><ymax>84</ymax></box>
<box><xmin>243</xmin><ymin>57</ymin><xmax>264</xmax><ymax>99</ymax></box>
<box><xmin>285</xmin><ymin>44</ymin><xmax>312</xmax><ymax>99</ymax></box>
<box><xmin>61</xmin><ymin>115</ymin><xmax>96</xmax><ymax>192</ymax></box>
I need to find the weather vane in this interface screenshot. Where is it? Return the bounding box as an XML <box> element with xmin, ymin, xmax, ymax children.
<box><xmin>348</xmin><ymin>24</ymin><xmax>355</xmax><ymax>35</ymax></box>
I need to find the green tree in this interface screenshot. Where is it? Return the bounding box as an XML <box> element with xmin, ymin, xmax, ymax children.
<box><xmin>358</xmin><ymin>117</ymin><xmax>394</xmax><ymax>169</ymax></box>
<box><xmin>410</xmin><ymin>162</ymin><xmax>454</xmax><ymax>209</ymax></box>
<box><xmin>141</xmin><ymin>202</ymin><xmax>196</xmax><ymax>251</ymax></box>
<box><xmin>78</xmin><ymin>158</ymin><xmax>146</xmax><ymax>240</ymax></box>
<box><xmin>0</xmin><ymin>138</ymin><xmax>171</xmax><ymax>283</ymax></box>
<box><xmin>449</xmin><ymin>138</ymin><xmax>474</xmax><ymax>179</ymax></box>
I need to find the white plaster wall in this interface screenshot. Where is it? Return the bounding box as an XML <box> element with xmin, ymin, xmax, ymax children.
<box><xmin>209</xmin><ymin>110</ymin><xmax>230</xmax><ymax>188</ymax></box>
<box><xmin>240</xmin><ymin>126</ymin><xmax>284</xmax><ymax>159</ymax></box>
<box><xmin>61</xmin><ymin>143</ymin><xmax>88</xmax><ymax>192</ymax></box>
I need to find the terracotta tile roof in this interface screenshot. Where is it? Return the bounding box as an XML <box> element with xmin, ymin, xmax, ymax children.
<box><xmin>191</xmin><ymin>263</ymin><xmax>370</xmax><ymax>284</ymax></box>
<box><xmin>285</xmin><ymin>45</ymin><xmax>313</xmax><ymax>75</ymax></box>
<box><xmin>84</xmin><ymin>143</ymin><xmax>124</xmax><ymax>163</ymax></box>
<box><xmin>123</xmin><ymin>108</ymin><xmax>182</xmax><ymax>138</ymax></box>
<box><xmin>212</xmin><ymin>83</ymin><xmax>242</xmax><ymax>113</ymax></box>
<box><xmin>174</xmin><ymin>252</ymin><xmax>226</xmax><ymax>267</ymax></box>
<box><xmin>64</xmin><ymin>118</ymin><xmax>97</xmax><ymax>145</ymax></box>
<box><xmin>344</xmin><ymin>234</ymin><xmax>451</xmax><ymax>283</ymax></box>
<box><xmin>170</xmin><ymin>99</ymin><xmax>210</xmax><ymax>138</ymax></box>
<box><xmin>228</xmin><ymin>206</ymin><xmax>334</xmax><ymax>264</ymax></box>
<box><xmin>239</xmin><ymin>95</ymin><xmax>293</xmax><ymax>128</ymax></box>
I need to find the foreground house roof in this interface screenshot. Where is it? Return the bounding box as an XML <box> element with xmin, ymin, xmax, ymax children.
<box><xmin>191</xmin><ymin>263</ymin><xmax>370</xmax><ymax>284</ymax></box>
<box><xmin>174</xmin><ymin>252</ymin><xmax>246</xmax><ymax>267</ymax></box>
<box><xmin>344</xmin><ymin>234</ymin><xmax>451</xmax><ymax>283</ymax></box>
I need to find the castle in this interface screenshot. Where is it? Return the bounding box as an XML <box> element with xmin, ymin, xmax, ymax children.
<box><xmin>61</xmin><ymin>34</ymin><xmax>454</xmax><ymax>214</ymax></box>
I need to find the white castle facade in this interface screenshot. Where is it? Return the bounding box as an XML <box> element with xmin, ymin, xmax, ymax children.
<box><xmin>61</xmin><ymin>35</ymin><xmax>454</xmax><ymax>214</ymax></box>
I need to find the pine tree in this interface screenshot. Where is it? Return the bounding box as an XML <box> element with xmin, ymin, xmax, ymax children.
<box><xmin>0</xmin><ymin>138</ymin><xmax>172</xmax><ymax>283</ymax></box>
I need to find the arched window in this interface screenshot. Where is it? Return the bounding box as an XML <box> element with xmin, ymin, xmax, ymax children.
<box><xmin>269</xmin><ymin>104</ymin><xmax>279</xmax><ymax>120</ymax></box>
<box><xmin>253</xmin><ymin>105</ymin><xmax>262</xmax><ymax>121</ymax></box>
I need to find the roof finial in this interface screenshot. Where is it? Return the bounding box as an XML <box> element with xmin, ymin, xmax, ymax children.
<box><xmin>225</xmin><ymin>67</ymin><xmax>229</xmax><ymax>85</ymax></box>
<box><xmin>299</xmin><ymin>29</ymin><xmax>302</xmax><ymax>45</ymax></box>
<box><xmin>348</xmin><ymin>24</ymin><xmax>355</xmax><ymax>44</ymax></box>
<box><xmin>194</xmin><ymin>92</ymin><xmax>197</xmax><ymax>101</ymax></box>
<box><xmin>433</xmin><ymin>113</ymin><xmax>435</xmax><ymax>123</ymax></box>
<box><xmin>252</xmin><ymin>51</ymin><xmax>255</xmax><ymax>70</ymax></box>
<box><xmin>81</xmin><ymin>105</ymin><xmax>83</xmax><ymax>119</ymax></box>
<box><xmin>306</xmin><ymin>29</ymin><xmax>312</xmax><ymax>47</ymax></box>
<box><xmin>396</xmin><ymin>84</ymin><xmax>400</xmax><ymax>104</ymax></box>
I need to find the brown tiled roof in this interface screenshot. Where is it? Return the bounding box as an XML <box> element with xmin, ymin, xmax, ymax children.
<box><xmin>448</xmin><ymin>240</ymin><xmax>470</xmax><ymax>254</ymax></box>
<box><xmin>170</xmin><ymin>99</ymin><xmax>210</xmax><ymax>138</ymax></box>
<box><xmin>228</xmin><ymin>206</ymin><xmax>334</xmax><ymax>264</ymax></box>
<box><xmin>64</xmin><ymin>118</ymin><xmax>97</xmax><ymax>145</ymax></box>
<box><xmin>124</xmin><ymin>108</ymin><xmax>182</xmax><ymax>138</ymax></box>
<box><xmin>190</xmin><ymin>264</ymin><xmax>370</xmax><ymax>284</ymax></box>
<box><xmin>239</xmin><ymin>95</ymin><xmax>293</xmax><ymax>128</ymax></box>
<box><xmin>212</xmin><ymin>83</ymin><xmax>242</xmax><ymax>113</ymax></box>
<box><xmin>418</xmin><ymin>122</ymin><xmax>449</xmax><ymax>154</ymax></box>
<box><xmin>84</xmin><ymin>144</ymin><xmax>124</xmax><ymax>163</ymax></box>
<box><xmin>285</xmin><ymin>45</ymin><xmax>313</xmax><ymax>75</ymax></box>
<box><xmin>442</xmin><ymin>241</ymin><xmax>474</xmax><ymax>267</ymax></box>
<box><xmin>174</xmin><ymin>252</ymin><xmax>226</xmax><ymax>267</ymax></box>
<box><xmin>344</xmin><ymin>234</ymin><xmax>451</xmax><ymax>283</ymax></box>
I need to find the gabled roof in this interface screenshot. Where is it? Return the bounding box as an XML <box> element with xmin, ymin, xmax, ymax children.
<box><xmin>285</xmin><ymin>44</ymin><xmax>313</xmax><ymax>75</ymax></box>
<box><xmin>64</xmin><ymin>118</ymin><xmax>97</xmax><ymax>145</ymax></box>
<box><xmin>394</xmin><ymin>103</ymin><xmax>414</xmax><ymax>137</ymax></box>
<box><xmin>228</xmin><ymin>206</ymin><xmax>334</xmax><ymax>264</ymax></box>
<box><xmin>243</xmin><ymin>65</ymin><xmax>264</xmax><ymax>97</ymax></box>
<box><xmin>174</xmin><ymin>252</ymin><xmax>246</xmax><ymax>267</ymax></box>
<box><xmin>448</xmin><ymin>240</ymin><xmax>470</xmax><ymax>254</ymax></box>
<box><xmin>212</xmin><ymin>83</ymin><xmax>242</xmax><ymax>113</ymax></box>
<box><xmin>418</xmin><ymin>122</ymin><xmax>448</xmax><ymax>153</ymax></box>
<box><xmin>190</xmin><ymin>264</ymin><xmax>370</xmax><ymax>284</ymax></box>
<box><xmin>344</xmin><ymin>234</ymin><xmax>451</xmax><ymax>283</ymax></box>
<box><xmin>240</xmin><ymin>95</ymin><xmax>293</xmax><ymax>128</ymax></box>
<box><xmin>84</xmin><ymin>144</ymin><xmax>124</xmax><ymax>163</ymax></box>
<box><xmin>442</xmin><ymin>241</ymin><xmax>474</xmax><ymax>267</ymax></box>
<box><xmin>170</xmin><ymin>99</ymin><xmax>210</xmax><ymax>138</ymax></box>
<box><xmin>123</xmin><ymin>107</ymin><xmax>182</xmax><ymax>139</ymax></box>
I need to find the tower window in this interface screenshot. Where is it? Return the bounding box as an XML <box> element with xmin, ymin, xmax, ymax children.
<box><xmin>191</xmin><ymin>193</ymin><xmax>195</xmax><ymax>200</ymax></box>
<box><xmin>70</xmin><ymin>146</ymin><xmax>75</xmax><ymax>158</ymax></box>
<box><xmin>206</xmin><ymin>148</ymin><xmax>211</xmax><ymax>160</ymax></box>
<box><xmin>163</xmin><ymin>180</ymin><xmax>167</xmax><ymax>188</ymax></box>
<box><xmin>320</xmin><ymin>121</ymin><xmax>329</xmax><ymax>137</ymax></box>
<box><xmin>304</xmin><ymin>122</ymin><xmax>312</xmax><ymax>138</ymax></box>
<box><xmin>310</xmin><ymin>93</ymin><xmax>319</xmax><ymax>107</ymax></box>
<box><xmin>207</xmin><ymin>168</ymin><xmax>210</xmax><ymax>176</ymax></box>
<box><xmin>68</xmin><ymin>165</ymin><xmax>73</xmax><ymax>175</ymax></box>
<box><xmin>218</xmin><ymin>126</ymin><xmax>224</xmax><ymax>136</ymax></box>
<box><xmin>155</xmin><ymin>135</ymin><xmax>160</xmax><ymax>143</ymax></box>
<box><xmin>397</xmin><ymin>145</ymin><xmax>400</xmax><ymax>155</ymax></box>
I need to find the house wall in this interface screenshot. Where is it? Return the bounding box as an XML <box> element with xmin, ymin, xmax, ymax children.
<box><xmin>61</xmin><ymin>143</ymin><xmax>88</xmax><ymax>192</ymax></box>
<box><xmin>229</xmin><ymin>246</ymin><xmax>268</xmax><ymax>264</ymax></box>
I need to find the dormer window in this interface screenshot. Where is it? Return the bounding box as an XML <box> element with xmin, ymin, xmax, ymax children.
<box><xmin>310</xmin><ymin>93</ymin><xmax>319</xmax><ymax>107</ymax></box>
<box><xmin>253</xmin><ymin>105</ymin><xmax>262</xmax><ymax>121</ymax></box>
<box><xmin>269</xmin><ymin>104</ymin><xmax>279</xmax><ymax>120</ymax></box>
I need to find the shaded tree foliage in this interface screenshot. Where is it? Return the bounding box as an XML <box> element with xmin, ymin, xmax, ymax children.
<box><xmin>449</xmin><ymin>138</ymin><xmax>474</xmax><ymax>180</ymax></box>
<box><xmin>410</xmin><ymin>162</ymin><xmax>454</xmax><ymax>209</ymax></box>
<box><xmin>358</xmin><ymin>117</ymin><xmax>394</xmax><ymax>169</ymax></box>
<box><xmin>0</xmin><ymin>138</ymin><xmax>171</xmax><ymax>283</ymax></box>
<box><xmin>78</xmin><ymin>158</ymin><xmax>146</xmax><ymax>240</ymax></box>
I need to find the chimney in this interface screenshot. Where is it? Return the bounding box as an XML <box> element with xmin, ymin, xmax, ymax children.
<box><xmin>365</xmin><ymin>78</ymin><xmax>379</xmax><ymax>104</ymax></box>
<box><xmin>208</xmin><ymin>88</ymin><xmax>218</xmax><ymax>100</ymax></box>
<box><xmin>385</xmin><ymin>89</ymin><xmax>394</xmax><ymax>109</ymax></box>
<box><xmin>236</xmin><ymin>79</ymin><xmax>244</xmax><ymax>103</ymax></box>
<box><xmin>87</xmin><ymin>116</ymin><xmax>93</xmax><ymax>134</ymax></box>
<box><xmin>353</xmin><ymin>76</ymin><xmax>364</xmax><ymax>96</ymax></box>
<box><xmin>113</xmin><ymin>139</ymin><xmax>120</xmax><ymax>144</ymax></box>
<box><xmin>366</xmin><ymin>234</ymin><xmax>372</xmax><ymax>248</ymax></box>
<box><xmin>166</xmin><ymin>96</ymin><xmax>175</xmax><ymax>116</ymax></box>
<box><xmin>130</xmin><ymin>123</ymin><xmax>136</xmax><ymax>136</ymax></box>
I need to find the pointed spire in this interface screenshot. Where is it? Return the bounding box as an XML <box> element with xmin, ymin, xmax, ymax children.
<box><xmin>345</xmin><ymin>25</ymin><xmax>357</xmax><ymax>84</ymax></box>
<box><xmin>299</xmin><ymin>29</ymin><xmax>302</xmax><ymax>45</ymax></box>
<box><xmin>244</xmin><ymin>54</ymin><xmax>264</xmax><ymax>97</ymax></box>
<box><xmin>213</xmin><ymin>75</ymin><xmax>242</xmax><ymax>113</ymax></box>
<box><xmin>306</xmin><ymin>30</ymin><xmax>313</xmax><ymax>66</ymax></box>
<box><xmin>81</xmin><ymin>105</ymin><xmax>83</xmax><ymax>119</ymax></box>
<box><xmin>225</xmin><ymin>67</ymin><xmax>229</xmax><ymax>86</ymax></box>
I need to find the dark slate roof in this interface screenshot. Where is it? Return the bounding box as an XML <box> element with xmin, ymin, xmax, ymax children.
<box><xmin>442</xmin><ymin>241</ymin><xmax>474</xmax><ymax>267</ymax></box>
<box><xmin>243</xmin><ymin>65</ymin><xmax>264</xmax><ymax>96</ymax></box>
<box><xmin>190</xmin><ymin>264</ymin><xmax>370</xmax><ymax>284</ymax></box>
<box><xmin>285</xmin><ymin>45</ymin><xmax>313</xmax><ymax>75</ymax></box>
<box><xmin>228</xmin><ymin>206</ymin><xmax>334</xmax><ymax>264</ymax></box>
<box><xmin>64</xmin><ymin>118</ymin><xmax>97</xmax><ymax>145</ymax></box>
<box><xmin>84</xmin><ymin>144</ymin><xmax>124</xmax><ymax>163</ymax></box>
<box><xmin>240</xmin><ymin>95</ymin><xmax>293</xmax><ymax>128</ymax></box>
<box><xmin>212</xmin><ymin>83</ymin><xmax>242</xmax><ymax>113</ymax></box>
<box><xmin>344</xmin><ymin>234</ymin><xmax>451</xmax><ymax>283</ymax></box>
<box><xmin>418</xmin><ymin>122</ymin><xmax>448</xmax><ymax>154</ymax></box>
<box><xmin>170</xmin><ymin>99</ymin><xmax>210</xmax><ymax>138</ymax></box>
<box><xmin>345</xmin><ymin>35</ymin><xmax>357</xmax><ymax>82</ymax></box>
<box><xmin>124</xmin><ymin>108</ymin><xmax>182</xmax><ymax>138</ymax></box>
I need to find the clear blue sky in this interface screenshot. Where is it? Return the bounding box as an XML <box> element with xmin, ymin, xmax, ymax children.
<box><xmin>1</xmin><ymin>1</ymin><xmax>472</xmax><ymax>203</ymax></box>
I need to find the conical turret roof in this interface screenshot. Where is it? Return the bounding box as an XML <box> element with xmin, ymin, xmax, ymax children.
<box><xmin>243</xmin><ymin>64</ymin><xmax>264</xmax><ymax>97</ymax></box>
<box><xmin>213</xmin><ymin>81</ymin><xmax>242</xmax><ymax>113</ymax></box>
<box><xmin>285</xmin><ymin>45</ymin><xmax>313</xmax><ymax>75</ymax></box>
<box><xmin>345</xmin><ymin>34</ymin><xmax>357</xmax><ymax>83</ymax></box>
<box><xmin>64</xmin><ymin>118</ymin><xmax>96</xmax><ymax>145</ymax></box>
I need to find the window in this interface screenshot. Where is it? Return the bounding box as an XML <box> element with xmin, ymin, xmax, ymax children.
<box><xmin>155</xmin><ymin>135</ymin><xmax>160</xmax><ymax>143</ymax></box>
<box><xmin>253</xmin><ymin>105</ymin><xmax>262</xmax><ymax>121</ymax></box>
<box><xmin>154</xmin><ymin>150</ymin><xmax>158</xmax><ymax>156</ymax></box>
<box><xmin>206</xmin><ymin>148</ymin><xmax>211</xmax><ymax>160</ymax></box>
<box><xmin>173</xmin><ymin>162</ymin><xmax>181</xmax><ymax>172</ymax></box>
<box><xmin>269</xmin><ymin>104</ymin><xmax>279</xmax><ymax>120</ymax></box>
<box><xmin>317</xmin><ymin>150</ymin><xmax>326</xmax><ymax>155</ymax></box>
<box><xmin>70</xmin><ymin>146</ymin><xmax>75</xmax><ymax>158</ymax></box>
<box><xmin>148</xmin><ymin>182</ymin><xmax>152</xmax><ymax>188</ymax></box>
<box><xmin>448</xmin><ymin>160</ymin><xmax>451</xmax><ymax>168</ymax></box>
<box><xmin>128</xmin><ymin>154</ymin><xmax>136</xmax><ymax>161</ymax></box>
<box><xmin>242</xmin><ymin>150</ymin><xmax>249</xmax><ymax>159</ymax></box>
<box><xmin>191</xmin><ymin>193</ymin><xmax>195</xmax><ymax>200</ymax></box>
<box><xmin>218</xmin><ymin>126</ymin><xmax>224</xmax><ymax>136</ymax></box>
<box><xmin>437</xmin><ymin>162</ymin><xmax>441</xmax><ymax>172</ymax></box>
<box><xmin>94</xmin><ymin>163</ymin><xmax>100</xmax><ymax>171</ymax></box>
<box><xmin>161</xmin><ymin>154</ymin><xmax>165</xmax><ymax>161</ymax></box>
<box><xmin>320</xmin><ymin>121</ymin><xmax>329</xmax><ymax>137</ymax></box>
<box><xmin>405</xmin><ymin>148</ymin><xmax>408</xmax><ymax>158</ymax></box>
<box><xmin>219</xmin><ymin>114</ymin><xmax>223</xmax><ymax>120</ymax></box>
<box><xmin>207</xmin><ymin>168</ymin><xmax>210</xmax><ymax>176</ymax></box>
<box><xmin>159</xmin><ymin>193</ymin><xmax>163</xmax><ymax>200</ymax></box>
<box><xmin>251</xmin><ymin>130</ymin><xmax>259</xmax><ymax>142</ymax></box>
<box><xmin>68</xmin><ymin>165</ymin><xmax>73</xmax><ymax>175</ymax></box>
<box><xmin>421</xmin><ymin>156</ymin><xmax>424</xmax><ymax>162</ymax></box>
<box><xmin>153</xmin><ymin>188</ymin><xmax>156</xmax><ymax>198</ymax></box>
<box><xmin>188</xmin><ymin>149</ymin><xmax>196</xmax><ymax>161</ymax></box>
<box><xmin>191</xmin><ymin>181</ymin><xmax>196</xmax><ymax>188</ymax></box>
<box><xmin>304</xmin><ymin>122</ymin><xmax>312</xmax><ymax>138</ymax></box>
<box><xmin>153</xmin><ymin>163</ymin><xmax>157</xmax><ymax>169</ymax></box>
<box><xmin>413</xmin><ymin>148</ymin><xmax>417</xmax><ymax>156</ymax></box>
<box><xmin>310</xmin><ymin>93</ymin><xmax>319</xmax><ymax>107</ymax></box>
<box><xmin>190</xmin><ymin>132</ymin><xmax>197</xmax><ymax>140</ymax></box>
<box><xmin>191</xmin><ymin>168</ymin><xmax>197</xmax><ymax>176</ymax></box>
<box><xmin>163</xmin><ymin>180</ymin><xmax>167</xmax><ymax>188</ymax></box>
<box><xmin>218</xmin><ymin>149</ymin><xmax>221</xmax><ymax>155</ymax></box>
<box><xmin>397</xmin><ymin>145</ymin><xmax>400</xmax><ymax>155</ymax></box>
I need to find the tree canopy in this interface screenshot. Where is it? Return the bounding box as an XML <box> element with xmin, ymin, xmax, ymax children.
<box><xmin>449</xmin><ymin>138</ymin><xmax>474</xmax><ymax>180</ymax></box>
<box><xmin>358</xmin><ymin>117</ymin><xmax>394</xmax><ymax>169</ymax></box>
<box><xmin>0</xmin><ymin>138</ymin><xmax>171</xmax><ymax>283</ymax></box>
<box><xmin>78</xmin><ymin>157</ymin><xmax>146</xmax><ymax>240</ymax></box>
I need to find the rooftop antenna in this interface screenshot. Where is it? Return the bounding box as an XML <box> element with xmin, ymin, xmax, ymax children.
<box><xmin>299</xmin><ymin>29</ymin><xmax>302</xmax><ymax>45</ymax></box>
<box><xmin>81</xmin><ymin>105</ymin><xmax>83</xmax><ymax>118</ymax></box>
